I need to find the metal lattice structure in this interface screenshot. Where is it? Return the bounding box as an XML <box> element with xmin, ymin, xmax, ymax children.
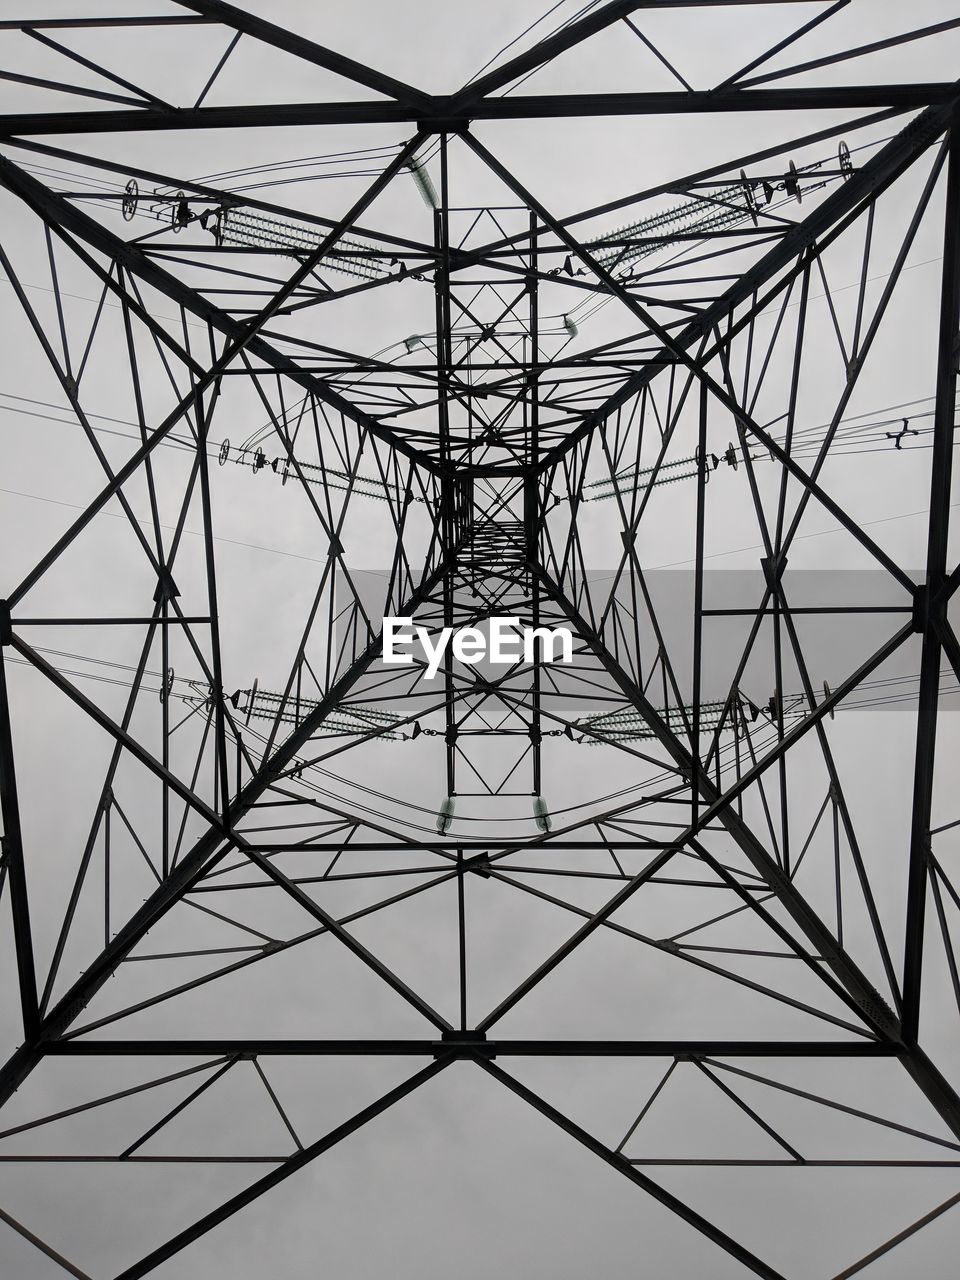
<box><xmin>1</xmin><ymin>3</ymin><xmax>960</xmax><ymax>1276</ymax></box>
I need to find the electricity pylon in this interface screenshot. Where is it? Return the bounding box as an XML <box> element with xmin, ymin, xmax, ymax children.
<box><xmin>1</xmin><ymin>5</ymin><xmax>960</xmax><ymax>1277</ymax></box>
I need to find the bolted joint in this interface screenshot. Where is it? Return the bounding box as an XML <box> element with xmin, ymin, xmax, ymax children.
<box><xmin>47</xmin><ymin>997</ymin><xmax>91</xmax><ymax>1030</ymax></box>
<box><xmin>760</xmin><ymin>555</ymin><xmax>788</xmax><ymax>592</ymax></box>
<box><xmin>852</xmin><ymin>985</ymin><xmax>900</xmax><ymax>1038</ymax></box>
<box><xmin>438</xmin><ymin>1029</ymin><xmax>494</xmax><ymax>1059</ymax></box>
<box><xmin>152</xmin><ymin>570</ymin><xmax>180</xmax><ymax>605</ymax></box>
<box><xmin>416</xmin><ymin>110</ymin><xmax>470</xmax><ymax>136</ymax></box>
<box><xmin>461</xmin><ymin>851</ymin><xmax>491</xmax><ymax>878</ymax></box>
<box><xmin>912</xmin><ymin>583</ymin><xmax>930</xmax><ymax>633</ymax></box>
<box><xmin>912</xmin><ymin>581</ymin><xmax>948</xmax><ymax>635</ymax></box>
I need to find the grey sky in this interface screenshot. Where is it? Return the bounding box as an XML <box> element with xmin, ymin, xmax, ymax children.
<box><xmin>1</xmin><ymin>2</ymin><xmax>960</xmax><ymax>1278</ymax></box>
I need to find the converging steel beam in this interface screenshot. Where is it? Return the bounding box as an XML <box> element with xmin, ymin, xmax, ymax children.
<box><xmin>1</xmin><ymin>11</ymin><xmax>958</xmax><ymax>1273</ymax></box>
<box><xmin>538</xmin><ymin>86</ymin><xmax>960</xmax><ymax>470</ymax></box>
<box><xmin>0</xmin><ymin>648</ymin><xmax>40</xmax><ymax>1041</ymax></box>
<box><xmin>171</xmin><ymin>0</ymin><xmax>433</xmax><ymax>111</ymax></box>
<box><xmin>479</xmin><ymin>1057</ymin><xmax>786</xmax><ymax>1280</ymax></box>
<box><xmin>0</xmin><ymin>150</ymin><xmax>444</xmax><ymax>475</ymax></box>
<box><xmin>493</xmin><ymin>569</ymin><xmax>908</xmax><ymax>1041</ymax></box>
<box><xmin>901</xmin><ymin>108</ymin><xmax>960</xmax><ymax>1044</ymax></box>
<box><xmin>530</xmin><ymin>570</ymin><xmax>960</xmax><ymax>1141</ymax></box>
<box><xmin>114</xmin><ymin>1056</ymin><xmax>452</xmax><ymax>1280</ymax></box>
<box><xmin>446</xmin><ymin>0</ymin><xmax>658</xmax><ymax>111</ymax></box>
<box><xmin>0</xmin><ymin>558</ymin><xmax>453</xmax><ymax>1111</ymax></box>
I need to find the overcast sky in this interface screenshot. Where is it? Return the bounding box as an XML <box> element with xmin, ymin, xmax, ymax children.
<box><xmin>1</xmin><ymin>3</ymin><xmax>960</xmax><ymax>1278</ymax></box>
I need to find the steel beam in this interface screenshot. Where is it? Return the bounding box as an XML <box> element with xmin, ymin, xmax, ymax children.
<box><xmin>171</xmin><ymin>0</ymin><xmax>432</xmax><ymax>111</ymax></box>
<box><xmin>0</xmin><ymin>85</ymin><xmax>952</xmax><ymax>137</ymax></box>
<box><xmin>533</xmin><ymin>570</ymin><xmax>960</xmax><ymax>1140</ymax></box>
<box><xmin>43</xmin><ymin>1038</ymin><xmax>900</xmax><ymax>1058</ymax></box>
<box><xmin>0</xmin><ymin>10</ymin><xmax>958</xmax><ymax>1272</ymax></box>
<box><xmin>540</xmin><ymin>87</ymin><xmax>960</xmax><ymax>470</ymax></box>
<box><xmin>0</xmin><ymin>651</ymin><xmax>40</xmax><ymax>1041</ymax></box>
<box><xmin>114</xmin><ymin>1056</ymin><xmax>451</xmax><ymax>1280</ymax></box>
<box><xmin>0</xmin><ymin>559</ymin><xmax>452</xmax><ymax>1110</ymax></box>
<box><xmin>0</xmin><ymin>151</ymin><xmax>443</xmax><ymax>475</ymax></box>
<box><xmin>901</xmin><ymin>108</ymin><xmax>960</xmax><ymax>1043</ymax></box>
<box><xmin>480</xmin><ymin>1058</ymin><xmax>786</xmax><ymax>1280</ymax></box>
<box><xmin>495</xmin><ymin>569</ymin><xmax>906</xmax><ymax>1038</ymax></box>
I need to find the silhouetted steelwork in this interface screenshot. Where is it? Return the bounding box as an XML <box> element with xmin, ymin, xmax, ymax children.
<box><xmin>1</xmin><ymin>3</ymin><xmax>960</xmax><ymax>1277</ymax></box>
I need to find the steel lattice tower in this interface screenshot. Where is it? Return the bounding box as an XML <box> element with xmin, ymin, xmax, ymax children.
<box><xmin>1</xmin><ymin>3</ymin><xmax>960</xmax><ymax>1277</ymax></box>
